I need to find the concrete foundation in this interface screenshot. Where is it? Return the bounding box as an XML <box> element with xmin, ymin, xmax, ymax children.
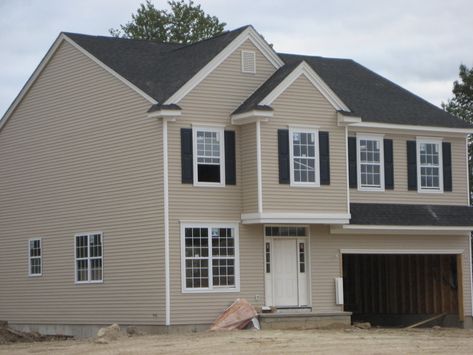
<box><xmin>259</xmin><ymin>312</ymin><xmax>352</xmax><ymax>330</ymax></box>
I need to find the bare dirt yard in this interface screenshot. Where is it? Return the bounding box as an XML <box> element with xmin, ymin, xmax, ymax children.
<box><xmin>1</xmin><ymin>327</ymin><xmax>473</xmax><ymax>354</ymax></box>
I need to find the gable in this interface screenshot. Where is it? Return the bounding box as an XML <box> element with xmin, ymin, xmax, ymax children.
<box><xmin>178</xmin><ymin>39</ymin><xmax>277</xmax><ymax>115</ymax></box>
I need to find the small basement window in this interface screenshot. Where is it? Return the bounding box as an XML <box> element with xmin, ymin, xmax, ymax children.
<box><xmin>193</xmin><ymin>127</ymin><xmax>225</xmax><ymax>186</ymax></box>
<box><xmin>28</xmin><ymin>238</ymin><xmax>42</xmax><ymax>277</ymax></box>
<box><xmin>241</xmin><ymin>50</ymin><xmax>256</xmax><ymax>73</ymax></box>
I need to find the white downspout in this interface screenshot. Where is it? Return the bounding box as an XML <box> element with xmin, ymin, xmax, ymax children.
<box><xmin>163</xmin><ymin>118</ymin><xmax>171</xmax><ymax>326</ymax></box>
<box><xmin>256</xmin><ymin>119</ymin><xmax>263</xmax><ymax>214</ymax></box>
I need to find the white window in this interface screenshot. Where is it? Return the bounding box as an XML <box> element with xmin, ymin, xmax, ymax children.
<box><xmin>75</xmin><ymin>232</ymin><xmax>103</xmax><ymax>283</ymax></box>
<box><xmin>181</xmin><ymin>223</ymin><xmax>239</xmax><ymax>293</ymax></box>
<box><xmin>357</xmin><ymin>134</ymin><xmax>384</xmax><ymax>191</ymax></box>
<box><xmin>28</xmin><ymin>238</ymin><xmax>42</xmax><ymax>277</ymax></box>
<box><xmin>241</xmin><ymin>50</ymin><xmax>256</xmax><ymax>73</ymax></box>
<box><xmin>193</xmin><ymin>127</ymin><xmax>225</xmax><ymax>186</ymax></box>
<box><xmin>289</xmin><ymin>128</ymin><xmax>320</xmax><ymax>186</ymax></box>
<box><xmin>417</xmin><ymin>138</ymin><xmax>443</xmax><ymax>193</ymax></box>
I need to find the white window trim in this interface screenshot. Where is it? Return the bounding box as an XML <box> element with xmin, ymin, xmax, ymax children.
<box><xmin>28</xmin><ymin>238</ymin><xmax>42</xmax><ymax>277</ymax></box>
<box><xmin>416</xmin><ymin>138</ymin><xmax>443</xmax><ymax>193</ymax></box>
<box><xmin>289</xmin><ymin>127</ymin><xmax>320</xmax><ymax>187</ymax></box>
<box><xmin>356</xmin><ymin>133</ymin><xmax>385</xmax><ymax>192</ymax></box>
<box><xmin>74</xmin><ymin>232</ymin><xmax>104</xmax><ymax>284</ymax></box>
<box><xmin>180</xmin><ymin>222</ymin><xmax>240</xmax><ymax>293</ymax></box>
<box><xmin>241</xmin><ymin>50</ymin><xmax>256</xmax><ymax>74</ymax></box>
<box><xmin>192</xmin><ymin>126</ymin><xmax>226</xmax><ymax>187</ymax></box>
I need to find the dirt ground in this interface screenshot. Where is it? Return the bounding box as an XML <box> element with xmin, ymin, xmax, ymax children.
<box><xmin>1</xmin><ymin>327</ymin><xmax>473</xmax><ymax>354</ymax></box>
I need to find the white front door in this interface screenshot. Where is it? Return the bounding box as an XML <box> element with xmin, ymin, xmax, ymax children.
<box><xmin>273</xmin><ymin>239</ymin><xmax>298</xmax><ymax>306</ymax></box>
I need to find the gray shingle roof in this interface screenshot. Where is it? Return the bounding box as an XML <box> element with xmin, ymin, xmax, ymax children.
<box><xmin>65</xmin><ymin>26</ymin><xmax>471</xmax><ymax>129</ymax></box>
<box><xmin>65</xmin><ymin>26</ymin><xmax>249</xmax><ymax>103</ymax></box>
<box><xmin>350</xmin><ymin>203</ymin><xmax>473</xmax><ymax>227</ymax></box>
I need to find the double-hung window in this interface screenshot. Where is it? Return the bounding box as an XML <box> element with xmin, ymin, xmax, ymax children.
<box><xmin>75</xmin><ymin>232</ymin><xmax>103</xmax><ymax>283</ymax></box>
<box><xmin>193</xmin><ymin>127</ymin><xmax>225</xmax><ymax>186</ymax></box>
<box><xmin>28</xmin><ymin>238</ymin><xmax>42</xmax><ymax>277</ymax></box>
<box><xmin>417</xmin><ymin>139</ymin><xmax>443</xmax><ymax>192</ymax></box>
<box><xmin>289</xmin><ymin>128</ymin><xmax>320</xmax><ymax>186</ymax></box>
<box><xmin>181</xmin><ymin>223</ymin><xmax>239</xmax><ymax>292</ymax></box>
<box><xmin>357</xmin><ymin>134</ymin><xmax>384</xmax><ymax>191</ymax></box>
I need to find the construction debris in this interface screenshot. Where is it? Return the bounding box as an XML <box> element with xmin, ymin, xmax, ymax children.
<box><xmin>353</xmin><ymin>322</ymin><xmax>371</xmax><ymax>329</ymax></box>
<box><xmin>95</xmin><ymin>323</ymin><xmax>122</xmax><ymax>344</ymax></box>
<box><xmin>405</xmin><ymin>313</ymin><xmax>448</xmax><ymax>329</ymax></box>
<box><xmin>210</xmin><ymin>299</ymin><xmax>259</xmax><ymax>331</ymax></box>
<box><xmin>0</xmin><ymin>322</ymin><xmax>70</xmax><ymax>344</ymax></box>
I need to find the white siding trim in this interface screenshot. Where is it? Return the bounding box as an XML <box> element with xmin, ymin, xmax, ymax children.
<box><xmin>180</xmin><ymin>222</ymin><xmax>240</xmax><ymax>294</ymax></box>
<box><xmin>345</xmin><ymin>126</ymin><xmax>350</xmax><ymax>212</ymax></box>
<box><xmin>256</xmin><ymin>120</ymin><xmax>263</xmax><ymax>213</ymax></box>
<box><xmin>469</xmin><ymin>233</ymin><xmax>473</xmax><ymax>316</ymax></box>
<box><xmin>466</xmin><ymin>137</ymin><xmax>471</xmax><ymax>205</ymax></box>
<box><xmin>340</xmin><ymin>248</ymin><xmax>464</xmax><ymax>255</ymax></box>
<box><xmin>331</xmin><ymin>224</ymin><xmax>473</xmax><ymax>235</ymax></box>
<box><xmin>241</xmin><ymin>212</ymin><xmax>351</xmax><ymax>224</ymax></box>
<box><xmin>259</xmin><ymin>61</ymin><xmax>350</xmax><ymax>112</ymax></box>
<box><xmin>164</xmin><ymin>26</ymin><xmax>284</xmax><ymax>105</ymax></box>
<box><xmin>349</xmin><ymin>122</ymin><xmax>473</xmax><ymax>135</ymax></box>
<box><xmin>162</xmin><ymin>118</ymin><xmax>171</xmax><ymax>326</ymax></box>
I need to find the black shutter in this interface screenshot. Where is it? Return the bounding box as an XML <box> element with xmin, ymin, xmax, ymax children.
<box><xmin>348</xmin><ymin>137</ymin><xmax>357</xmax><ymax>188</ymax></box>
<box><xmin>384</xmin><ymin>139</ymin><xmax>394</xmax><ymax>189</ymax></box>
<box><xmin>278</xmin><ymin>129</ymin><xmax>290</xmax><ymax>184</ymax></box>
<box><xmin>225</xmin><ymin>130</ymin><xmax>236</xmax><ymax>185</ymax></box>
<box><xmin>181</xmin><ymin>128</ymin><xmax>193</xmax><ymax>183</ymax></box>
<box><xmin>319</xmin><ymin>131</ymin><xmax>330</xmax><ymax>185</ymax></box>
<box><xmin>443</xmin><ymin>142</ymin><xmax>452</xmax><ymax>192</ymax></box>
<box><xmin>407</xmin><ymin>140</ymin><xmax>417</xmax><ymax>190</ymax></box>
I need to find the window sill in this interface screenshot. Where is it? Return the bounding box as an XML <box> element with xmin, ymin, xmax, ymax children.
<box><xmin>181</xmin><ymin>286</ymin><xmax>240</xmax><ymax>294</ymax></box>
<box><xmin>358</xmin><ymin>186</ymin><xmax>385</xmax><ymax>192</ymax></box>
<box><xmin>193</xmin><ymin>182</ymin><xmax>226</xmax><ymax>188</ymax></box>
<box><xmin>75</xmin><ymin>280</ymin><xmax>104</xmax><ymax>285</ymax></box>
<box><xmin>28</xmin><ymin>274</ymin><xmax>42</xmax><ymax>278</ymax></box>
<box><xmin>289</xmin><ymin>183</ymin><xmax>321</xmax><ymax>188</ymax></box>
<box><xmin>417</xmin><ymin>189</ymin><xmax>444</xmax><ymax>194</ymax></box>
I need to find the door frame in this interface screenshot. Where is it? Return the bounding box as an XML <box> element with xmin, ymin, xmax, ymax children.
<box><xmin>263</xmin><ymin>225</ymin><xmax>312</xmax><ymax>307</ymax></box>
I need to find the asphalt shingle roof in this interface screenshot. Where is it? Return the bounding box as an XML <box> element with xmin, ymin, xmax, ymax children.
<box><xmin>65</xmin><ymin>26</ymin><xmax>472</xmax><ymax>129</ymax></box>
<box><xmin>350</xmin><ymin>203</ymin><xmax>473</xmax><ymax>226</ymax></box>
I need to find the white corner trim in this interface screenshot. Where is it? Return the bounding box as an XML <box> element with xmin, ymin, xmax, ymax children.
<box><xmin>162</xmin><ymin>119</ymin><xmax>171</xmax><ymax>326</ymax></box>
<box><xmin>241</xmin><ymin>212</ymin><xmax>351</xmax><ymax>225</ymax></box>
<box><xmin>349</xmin><ymin>121</ymin><xmax>473</xmax><ymax>135</ymax></box>
<box><xmin>259</xmin><ymin>61</ymin><xmax>350</xmax><ymax>112</ymax></box>
<box><xmin>340</xmin><ymin>248</ymin><xmax>465</xmax><ymax>255</ymax></box>
<box><xmin>344</xmin><ymin>126</ymin><xmax>350</xmax><ymax>213</ymax></box>
<box><xmin>231</xmin><ymin>110</ymin><xmax>273</xmax><ymax>125</ymax></box>
<box><xmin>164</xmin><ymin>26</ymin><xmax>284</xmax><ymax>105</ymax></box>
<box><xmin>63</xmin><ymin>35</ymin><xmax>157</xmax><ymax>104</ymax></box>
<box><xmin>466</xmin><ymin>137</ymin><xmax>471</xmax><ymax>205</ymax></box>
<box><xmin>256</xmin><ymin>120</ymin><xmax>263</xmax><ymax>213</ymax></box>
<box><xmin>147</xmin><ymin>110</ymin><xmax>181</xmax><ymax>119</ymax></box>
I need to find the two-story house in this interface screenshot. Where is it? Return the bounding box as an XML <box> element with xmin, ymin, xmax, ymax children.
<box><xmin>1</xmin><ymin>25</ymin><xmax>473</xmax><ymax>336</ymax></box>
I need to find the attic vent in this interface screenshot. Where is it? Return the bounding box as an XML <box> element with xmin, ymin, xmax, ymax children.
<box><xmin>241</xmin><ymin>50</ymin><xmax>256</xmax><ymax>73</ymax></box>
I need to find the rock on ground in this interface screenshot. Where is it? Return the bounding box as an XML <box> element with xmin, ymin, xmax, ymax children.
<box><xmin>95</xmin><ymin>324</ymin><xmax>122</xmax><ymax>344</ymax></box>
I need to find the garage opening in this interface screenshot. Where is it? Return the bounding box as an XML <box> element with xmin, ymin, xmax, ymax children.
<box><xmin>342</xmin><ymin>254</ymin><xmax>463</xmax><ymax>327</ymax></box>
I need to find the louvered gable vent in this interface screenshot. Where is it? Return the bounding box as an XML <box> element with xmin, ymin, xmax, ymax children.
<box><xmin>241</xmin><ymin>50</ymin><xmax>256</xmax><ymax>73</ymax></box>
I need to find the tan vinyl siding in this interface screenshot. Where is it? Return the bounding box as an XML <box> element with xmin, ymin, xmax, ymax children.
<box><xmin>0</xmin><ymin>41</ymin><xmax>166</xmax><ymax>325</ymax></box>
<box><xmin>241</xmin><ymin>123</ymin><xmax>258</xmax><ymax>213</ymax></box>
<box><xmin>349</xmin><ymin>129</ymin><xmax>469</xmax><ymax>205</ymax></box>
<box><xmin>310</xmin><ymin>225</ymin><xmax>472</xmax><ymax>317</ymax></box>
<box><xmin>168</xmin><ymin>40</ymin><xmax>276</xmax><ymax>324</ymax></box>
<box><xmin>261</xmin><ymin>76</ymin><xmax>348</xmax><ymax>213</ymax></box>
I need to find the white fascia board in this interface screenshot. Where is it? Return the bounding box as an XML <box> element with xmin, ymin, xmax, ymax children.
<box><xmin>337</xmin><ymin>112</ymin><xmax>362</xmax><ymax>125</ymax></box>
<box><xmin>340</xmin><ymin>248</ymin><xmax>465</xmax><ymax>255</ymax></box>
<box><xmin>231</xmin><ymin>110</ymin><xmax>273</xmax><ymax>125</ymax></box>
<box><xmin>147</xmin><ymin>110</ymin><xmax>182</xmax><ymax>119</ymax></box>
<box><xmin>259</xmin><ymin>61</ymin><xmax>350</xmax><ymax>112</ymax></box>
<box><xmin>64</xmin><ymin>35</ymin><xmax>157</xmax><ymax>104</ymax></box>
<box><xmin>164</xmin><ymin>26</ymin><xmax>284</xmax><ymax>105</ymax></box>
<box><xmin>349</xmin><ymin>121</ymin><xmax>473</xmax><ymax>135</ymax></box>
<box><xmin>241</xmin><ymin>212</ymin><xmax>351</xmax><ymax>225</ymax></box>
<box><xmin>330</xmin><ymin>224</ymin><xmax>473</xmax><ymax>235</ymax></box>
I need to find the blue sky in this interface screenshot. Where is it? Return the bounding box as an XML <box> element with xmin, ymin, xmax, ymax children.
<box><xmin>1</xmin><ymin>0</ymin><xmax>472</xmax><ymax>116</ymax></box>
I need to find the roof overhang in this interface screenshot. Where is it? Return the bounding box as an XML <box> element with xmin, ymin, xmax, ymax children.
<box><xmin>231</xmin><ymin>108</ymin><xmax>273</xmax><ymax>125</ymax></box>
<box><xmin>348</xmin><ymin>121</ymin><xmax>473</xmax><ymax>135</ymax></box>
<box><xmin>337</xmin><ymin>111</ymin><xmax>362</xmax><ymax>125</ymax></box>
<box><xmin>241</xmin><ymin>212</ymin><xmax>351</xmax><ymax>225</ymax></box>
<box><xmin>330</xmin><ymin>224</ymin><xmax>473</xmax><ymax>235</ymax></box>
<box><xmin>147</xmin><ymin>104</ymin><xmax>182</xmax><ymax>119</ymax></box>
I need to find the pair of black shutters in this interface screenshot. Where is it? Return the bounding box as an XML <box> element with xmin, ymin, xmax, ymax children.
<box><xmin>278</xmin><ymin>129</ymin><xmax>331</xmax><ymax>185</ymax></box>
<box><xmin>347</xmin><ymin>137</ymin><xmax>452</xmax><ymax>191</ymax></box>
<box><xmin>181</xmin><ymin>128</ymin><xmax>236</xmax><ymax>185</ymax></box>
